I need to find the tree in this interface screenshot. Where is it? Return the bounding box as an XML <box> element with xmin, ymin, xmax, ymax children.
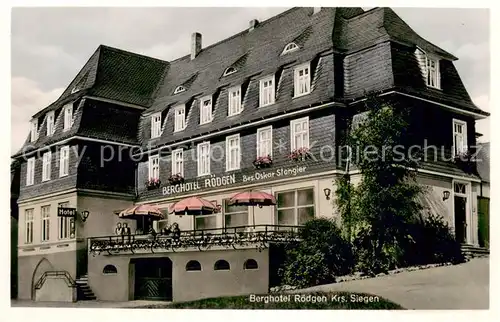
<box><xmin>335</xmin><ymin>94</ymin><xmax>424</xmax><ymax>274</ymax></box>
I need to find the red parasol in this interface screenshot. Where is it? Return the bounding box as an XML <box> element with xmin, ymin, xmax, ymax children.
<box><xmin>169</xmin><ymin>196</ymin><xmax>219</xmax><ymax>216</ymax></box>
<box><xmin>228</xmin><ymin>190</ymin><xmax>276</xmax><ymax>227</ymax></box>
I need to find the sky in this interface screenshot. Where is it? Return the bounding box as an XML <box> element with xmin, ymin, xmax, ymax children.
<box><xmin>10</xmin><ymin>7</ymin><xmax>490</xmax><ymax>154</ymax></box>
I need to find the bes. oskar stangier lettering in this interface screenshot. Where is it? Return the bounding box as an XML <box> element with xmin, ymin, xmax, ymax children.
<box><xmin>243</xmin><ymin>166</ymin><xmax>307</xmax><ymax>183</ymax></box>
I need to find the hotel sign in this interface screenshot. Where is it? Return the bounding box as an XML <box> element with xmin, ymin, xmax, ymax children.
<box><xmin>58</xmin><ymin>207</ymin><xmax>77</xmax><ymax>217</ymax></box>
<box><xmin>162</xmin><ymin>166</ymin><xmax>307</xmax><ymax>196</ymax></box>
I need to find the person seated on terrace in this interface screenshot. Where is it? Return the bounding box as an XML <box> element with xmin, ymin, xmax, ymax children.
<box><xmin>172</xmin><ymin>223</ymin><xmax>181</xmax><ymax>240</ymax></box>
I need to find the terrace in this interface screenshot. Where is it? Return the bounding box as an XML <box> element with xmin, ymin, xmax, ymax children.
<box><xmin>88</xmin><ymin>224</ymin><xmax>303</xmax><ymax>256</ymax></box>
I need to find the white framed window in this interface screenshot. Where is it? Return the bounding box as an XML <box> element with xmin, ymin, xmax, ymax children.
<box><xmin>223</xmin><ymin>67</ymin><xmax>237</xmax><ymax>77</ymax></box>
<box><xmin>197</xmin><ymin>142</ymin><xmax>211</xmax><ymax>176</ymax></box>
<box><xmin>282</xmin><ymin>42</ymin><xmax>299</xmax><ymax>55</ymax></box>
<box><xmin>200</xmin><ymin>96</ymin><xmax>213</xmax><ymax>124</ymax></box>
<box><xmin>151</xmin><ymin>112</ymin><xmax>162</xmax><ymax>138</ymax></box>
<box><xmin>30</xmin><ymin>119</ymin><xmax>38</xmax><ymax>142</ymax></box>
<box><xmin>171</xmin><ymin>149</ymin><xmax>184</xmax><ymax>176</ymax></box>
<box><xmin>228</xmin><ymin>86</ymin><xmax>242</xmax><ymax>116</ymax></box>
<box><xmin>174</xmin><ymin>85</ymin><xmax>186</xmax><ymax>94</ymax></box>
<box><xmin>294</xmin><ymin>62</ymin><xmax>311</xmax><ymax>97</ymax></box>
<box><xmin>453</xmin><ymin>119</ymin><xmax>468</xmax><ymax>156</ymax></box>
<box><xmin>276</xmin><ymin>188</ymin><xmax>315</xmax><ymax>226</ymax></box>
<box><xmin>426</xmin><ymin>55</ymin><xmax>440</xmax><ymax>89</ymax></box>
<box><xmin>42</xmin><ymin>151</ymin><xmax>51</xmax><ymax>182</ymax></box>
<box><xmin>59</xmin><ymin>146</ymin><xmax>70</xmax><ymax>177</ymax></box>
<box><xmin>259</xmin><ymin>76</ymin><xmax>275</xmax><ymax>107</ymax></box>
<box><xmin>41</xmin><ymin>205</ymin><xmax>50</xmax><ymax>242</ymax></box>
<box><xmin>223</xmin><ymin>199</ymin><xmax>248</xmax><ymax>232</ymax></box>
<box><xmin>24</xmin><ymin>209</ymin><xmax>34</xmax><ymax>244</ymax></box>
<box><xmin>26</xmin><ymin>157</ymin><xmax>35</xmax><ymax>186</ymax></box>
<box><xmin>63</xmin><ymin>104</ymin><xmax>73</xmax><ymax>131</ymax></box>
<box><xmin>148</xmin><ymin>155</ymin><xmax>160</xmax><ymax>180</ymax></box>
<box><xmin>46</xmin><ymin>111</ymin><xmax>55</xmax><ymax>136</ymax></box>
<box><xmin>58</xmin><ymin>202</ymin><xmax>72</xmax><ymax>240</ymax></box>
<box><xmin>174</xmin><ymin>105</ymin><xmax>186</xmax><ymax>132</ymax></box>
<box><xmin>257</xmin><ymin>126</ymin><xmax>273</xmax><ymax>157</ymax></box>
<box><xmin>290</xmin><ymin>117</ymin><xmax>310</xmax><ymax>150</ymax></box>
<box><xmin>226</xmin><ymin>134</ymin><xmax>240</xmax><ymax>171</ymax></box>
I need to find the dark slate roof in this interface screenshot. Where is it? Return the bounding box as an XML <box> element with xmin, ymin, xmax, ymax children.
<box><xmin>32</xmin><ymin>45</ymin><xmax>168</xmax><ymax>119</ymax></box>
<box><xmin>476</xmin><ymin>142</ymin><xmax>490</xmax><ymax>183</ymax></box>
<box><xmin>335</xmin><ymin>7</ymin><xmax>456</xmax><ymax>60</ymax></box>
<box><xmin>140</xmin><ymin>7</ymin><xmax>354</xmax><ymax>148</ymax></box>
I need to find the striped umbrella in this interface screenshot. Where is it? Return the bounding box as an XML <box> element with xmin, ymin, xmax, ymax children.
<box><xmin>228</xmin><ymin>190</ymin><xmax>276</xmax><ymax>227</ymax></box>
<box><xmin>169</xmin><ymin>197</ymin><xmax>219</xmax><ymax>216</ymax></box>
<box><xmin>118</xmin><ymin>204</ymin><xmax>165</xmax><ymax>220</ymax></box>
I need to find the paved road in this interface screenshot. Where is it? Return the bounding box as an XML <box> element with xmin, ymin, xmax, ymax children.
<box><xmin>298</xmin><ymin>257</ymin><xmax>489</xmax><ymax>309</ymax></box>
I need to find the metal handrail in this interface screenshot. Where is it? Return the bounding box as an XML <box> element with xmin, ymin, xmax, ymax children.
<box><xmin>34</xmin><ymin>270</ymin><xmax>76</xmax><ymax>290</ymax></box>
<box><xmin>90</xmin><ymin>224</ymin><xmax>302</xmax><ymax>241</ymax></box>
<box><xmin>89</xmin><ymin>224</ymin><xmax>303</xmax><ymax>255</ymax></box>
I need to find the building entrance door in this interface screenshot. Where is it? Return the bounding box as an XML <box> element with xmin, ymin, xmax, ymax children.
<box><xmin>453</xmin><ymin>181</ymin><xmax>469</xmax><ymax>244</ymax></box>
<box><xmin>133</xmin><ymin>258</ymin><xmax>172</xmax><ymax>301</ymax></box>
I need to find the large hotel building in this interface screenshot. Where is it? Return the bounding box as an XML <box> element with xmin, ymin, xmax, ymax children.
<box><xmin>12</xmin><ymin>7</ymin><xmax>489</xmax><ymax>302</ymax></box>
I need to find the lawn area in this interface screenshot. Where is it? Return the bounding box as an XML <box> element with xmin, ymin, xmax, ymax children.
<box><xmin>139</xmin><ymin>292</ymin><xmax>404</xmax><ymax>309</ymax></box>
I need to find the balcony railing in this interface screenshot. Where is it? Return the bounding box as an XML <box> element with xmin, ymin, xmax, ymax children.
<box><xmin>89</xmin><ymin>225</ymin><xmax>303</xmax><ymax>255</ymax></box>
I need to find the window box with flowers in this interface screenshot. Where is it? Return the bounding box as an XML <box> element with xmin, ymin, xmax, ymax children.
<box><xmin>145</xmin><ymin>178</ymin><xmax>161</xmax><ymax>190</ymax></box>
<box><xmin>168</xmin><ymin>173</ymin><xmax>185</xmax><ymax>185</ymax></box>
<box><xmin>253</xmin><ymin>155</ymin><xmax>273</xmax><ymax>169</ymax></box>
<box><xmin>288</xmin><ymin>147</ymin><xmax>311</xmax><ymax>162</ymax></box>
<box><xmin>453</xmin><ymin>150</ymin><xmax>476</xmax><ymax>174</ymax></box>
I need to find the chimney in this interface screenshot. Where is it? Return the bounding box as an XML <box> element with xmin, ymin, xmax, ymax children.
<box><xmin>191</xmin><ymin>32</ymin><xmax>202</xmax><ymax>60</ymax></box>
<box><xmin>249</xmin><ymin>19</ymin><xmax>259</xmax><ymax>32</ymax></box>
<box><xmin>313</xmin><ymin>7</ymin><xmax>321</xmax><ymax>15</ymax></box>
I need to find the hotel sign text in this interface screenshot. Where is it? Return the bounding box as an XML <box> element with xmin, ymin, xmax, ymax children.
<box><xmin>162</xmin><ymin>166</ymin><xmax>307</xmax><ymax>196</ymax></box>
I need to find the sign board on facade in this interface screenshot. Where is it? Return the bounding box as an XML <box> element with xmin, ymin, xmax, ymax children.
<box><xmin>58</xmin><ymin>207</ymin><xmax>77</xmax><ymax>217</ymax></box>
<box><xmin>162</xmin><ymin>166</ymin><xmax>308</xmax><ymax>196</ymax></box>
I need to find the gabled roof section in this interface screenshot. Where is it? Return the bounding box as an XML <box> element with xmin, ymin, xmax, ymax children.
<box><xmin>381</xmin><ymin>8</ymin><xmax>457</xmax><ymax>60</ymax></box>
<box><xmin>33</xmin><ymin>45</ymin><xmax>169</xmax><ymax>119</ymax></box>
<box><xmin>334</xmin><ymin>7</ymin><xmax>457</xmax><ymax>60</ymax></box>
<box><xmin>88</xmin><ymin>45</ymin><xmax>169</xmax><ymax>106</ymax></box>
<box><xmin>476</xmin><ymin>142</ymin><xmax>490</xmax><ymax>183</ymax></box>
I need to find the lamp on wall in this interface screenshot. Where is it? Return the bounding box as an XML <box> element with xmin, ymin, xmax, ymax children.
<box><xmin>323</xmin><ymin>188</ymin><xmax>332</xmax><ymax>200</ymax></box>
<box><xmin>443</xmin><ymin>191</ymin><xmax>451</xmax><ymax>201</ymax></box>
<box><xmin>80</xmin><ymin>210</ymin><xmax>90</xmax><ymax>222</ymax></box>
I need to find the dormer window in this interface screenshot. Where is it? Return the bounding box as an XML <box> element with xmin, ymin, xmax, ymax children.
<box><xmin>228</xmin><ymin>86</ymin><xmax>242</xmax><ymax>116</ymax></box>
<box><xmin>151</xmin><ymin>112</ymin><xmax>162</xmax><ymax>138</ymax></box>
<box><xmin>294</xmin><ymin>62</ymin><xmax>311</xmax><ymax>97</ymax></box>
<box><xmin>200</xmin><ymin>96</ymin><xmax>213</xmax><ymax>125</ymax></box>
<box><xmin>223</xmin><ymin>67</ymin><xmax>237</xmax><ymax>77</ymax></box>
<box><xmin>46</xmin><ymin>111</ymin><xmax>55</xmax><ymax>136</ymax></box>
<box><xmin>282</xmin><ymin>42</ymin><xmax>299</xmax><ymax>55</ymax></box>
<box><xmin>71</xmin><ymin>86</ymin><xmax>80</xmax><ymax>94</ymax></box>
<box><xmin>174</xmin><ymin>86</ymin><xmax>186</xmax><ymax>95</ymax></box>
<box><xmin>174</xmin><ymin>105</ymin><xmax>186</xmax><ymax>132</ymax></box>
<box><xmin>30</xmin><ymin>119</ymin><xmax>38</xmax><ymax>142</ymax></box>
<box><xmin>259</xmin><ymin>75</ymin><xmax>275</xmax><ymax>107</ymax></box>
<box><xmin>63</xmin><ymin>104</ymin><xmax>73</xmax><ymax>131</ymax></box>
<box><xmin>425</xmin><ymin>55</ymin><xmax>440</xmax><ymax>89</ymax></box>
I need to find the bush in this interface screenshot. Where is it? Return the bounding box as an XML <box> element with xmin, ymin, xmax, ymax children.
<box><xmin>280</xmin><ymin>218</ymin><xmax>354</xmax><ymax>288</ymax></box>
<box><xmin>404</xmin><ymin>213</ymin><xmax>465</xmax><ymax>265</ymax></box>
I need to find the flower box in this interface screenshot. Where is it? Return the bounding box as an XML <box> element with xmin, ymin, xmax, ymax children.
<box><xmin>145</xmin><ymin>178</ymin><xmax>161</xmax><ymax>190</ymax></box>
<box><xmin>253</xmin><ymin>155</ymin><xmax>273</xmax><ymax>169</ymax></box>
<box><xmin>168</xmin><ymin>173</ymin><xmax>185</xmax><ymax>185</ymax></box>
<box><xmin>288</xmin><ymin>147</ymin><xmax>311</xmax><ymax>162</ymax></box>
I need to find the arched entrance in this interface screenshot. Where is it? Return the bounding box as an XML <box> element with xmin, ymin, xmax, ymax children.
<box><xmin>31</xmin><ymin>258</ymin><xmax>54</xmax><ymax>300</ymax></box>
<box><xmin>133</xmin><ymin>258</ymin><xmax>172</xmax><ymax>301</ymax></box>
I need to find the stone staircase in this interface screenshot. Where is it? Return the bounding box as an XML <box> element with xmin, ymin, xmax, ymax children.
<box><xmin>75</xmin><ymin>275</ymin><xmax>97</xmax><ymax>301</ymax></box>
<box><xmin>461</xmin><ymin>244</ymin><xmax>489</xmax><ymax>260</ymax></box>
